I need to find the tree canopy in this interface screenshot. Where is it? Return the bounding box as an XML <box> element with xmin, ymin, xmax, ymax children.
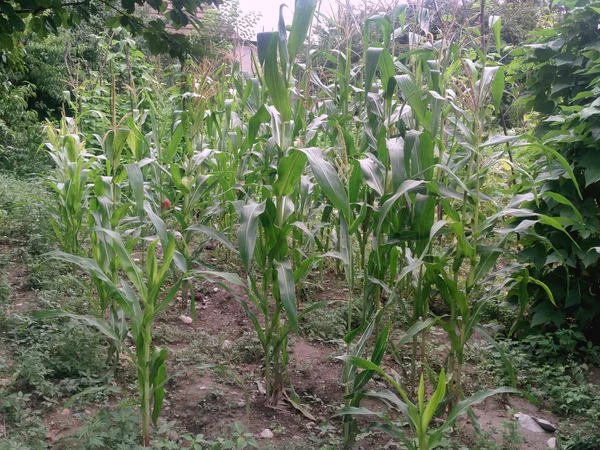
<box><xmin>0</xmin><ymin>0</ymin><xmax>220</xmax><ymax>57</ymax></box>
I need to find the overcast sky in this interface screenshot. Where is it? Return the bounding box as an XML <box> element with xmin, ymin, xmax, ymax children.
<box><xmin>237</xmin><ymin>0</ymin><xmax>343</xmax><ymax>35</ymax></box>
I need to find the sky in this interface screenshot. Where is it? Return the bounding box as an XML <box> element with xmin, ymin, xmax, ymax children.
<box><xmin>237</xmin><ymin>0</ymin><xmax>341</xmax><ymax>35</ymax></box>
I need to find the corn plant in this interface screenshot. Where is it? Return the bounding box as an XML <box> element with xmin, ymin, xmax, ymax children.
<box><xmin>36</xmin><ymin>204</ymin><xmax>183</xmax><ymax>447</ymax></box>
<box><xmin>45</xmin><ymin>118</ymin><xmax>95</xmax><ymax>256</ymax></box>
<box><xmin>337</xmin><ymin>354</ymin><xmax>517</xmax><ymax>450</ymax></box>
<box><xmin>203</xmin><ymin>0</ymin><xmax>320</xmax><ymax>406</ymax></box>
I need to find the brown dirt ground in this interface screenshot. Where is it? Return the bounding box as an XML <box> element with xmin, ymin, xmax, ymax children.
<box><xmin>0</xmin><ymin>240</ymin><xmax>596</xmax><ymax>449</ymax></box>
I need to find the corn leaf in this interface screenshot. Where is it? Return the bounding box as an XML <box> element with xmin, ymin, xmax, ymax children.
<box><xmin>264</xmin><ymin>32</ymin><xmax>292</xmax><ymax>122</ymax></box>
<box><xmin>287</xmin><ymin>0</ymin><xmax>317</xmax><ymax>64</ymax></box>
<box><xmin>359</xmin><ymin>156</ymin><xmax>385</xmax><ymax>197</ymax></box>
<box><xmin>274</xmin><ymin>259</ymin><xmax>298</xmax><ymax>333</ymax></box>
<box><xmin>301</xmin><ymin>147</ymin><xmax>350</xmax><ymax>220</ymax></box>
<box><xmin>237</xmin><ymin>200</ymin><xmax>267</xmax><ymax>272</ymax></box>
<box><xmin>273</xmin><ymin>149</ymin><xmax>308</xmax><ymax>197</ymax></box>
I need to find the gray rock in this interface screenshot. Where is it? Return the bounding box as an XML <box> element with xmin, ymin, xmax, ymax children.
<box><xmin>179</xmin><ymin>315</ymin><xmax>193</xmax><ymax>325</ymax></box>
<box><xmin>514</xmin><ymin>413</ymin><xmax>545</xmax><ymax>433</ymax></box>
<box><xmin>260</xmin><ymin>429</ymin><xmax>274</xmax><ymax>439</ymax></box>
<box><xmin>547</xmin><ymin>437</ymin><xmax>557</xmax><ymax>448</ymax></box>
<box><xmin>533</xmin><ymin>416</ymin><xmax>557</xmax><ymax>432</ymax></box>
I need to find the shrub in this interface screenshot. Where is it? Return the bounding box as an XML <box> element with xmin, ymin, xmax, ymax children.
<box><xmin>9</xmin><ymin>317</ymin><xmax>109</xmax><ymax>400</ymax></box>
<box><xmin>509</xmin><ymin>2</ymin><xmax>600</xmax><ymax>338</ymax></box>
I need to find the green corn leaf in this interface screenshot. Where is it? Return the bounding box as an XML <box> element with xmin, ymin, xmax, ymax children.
<box><xmin>124</xmin><ymin>163</ymin><xmax>145</xmax><ymax>219</ymax></box>
<box><xmin>32</xmin><ymin>310</ymin><xmax>121</xmax><ymax>342</ymax></box>
<box><xmin>386</xmin><ymin>137</ymin><xmax>405</xmax><ymax>191</ymax></box>
<box><xmin>257</xmin><ymin>32</ymin><xmax>273</xmax><ymax>66</ymax></box>
<box><xmin>369</xmin><ymin>423</ymin><xmax>414</xmax><ymax>448</ymax></box>
<box><xmin>422</xmin><ymin>369</ymin><xmax>446</xmax><ymax>430</ymax></box>
<box><xmin>278</xmin><ymin>4</ymin><xmax>289</xmax><ymax>81</ymax></box>
<box><xmin>301</xmin><ymin>147</ymin><xmax>350</xmax><ymax>220</ymax></box>
<box><xmin>151</xmin><ymin>362</ymin><xmax>167</xmax><ymax>426</ymax></box>
<box><xmin>337</xmin><ymin>355</ymin><xmax>385</xmax><ymax>375</ymax></box>
<box><xmin>237</xmin><ymin>200</ymin><xmax>267</xmax><ymax>272</ymax></box>
<box><xmin>147</xmin><ymin>240</ymin><xmax>158</xmax><ymax>288</ymax></box>
<box><xmin>418</xmin><ymin>373</ymin><xmax>425</xmax><ymax>414</ymax></box>
<box><xmin>366</xmin><ymin>13</ymin><xmax>392</xmax><ymax>47</ymax></box>
<box><xmin>349</xmin><ymin>201</ymin><xmax>369</xmax><ymax>235</ymax></box>
<box><xmin>434</xmin><ymin>386</ymin><xmax>520</xmax><ymax>437</ymax></box>
<box><xmin>365</xmin><ymin>47</ymin><xmax>383</xmax><ymax>94</ymax></box>
<box><xmin>348</xmin><ymin>160</ymin><xmax>362</xmax><ymax>204</ymax></box>
<box><xmin>477</xmin><ymin>66</ymin><xmax>499</xmax><ymax>107</ymax></box>
<box><xmin>542</xmin><ymin>191</ymin><xmax>583</xmax><ymax>223</ymax></box>
<box><xmin>150</xmin><ymin>347</ymin><xmax>169</xmax><ymax>384</ymax></box>
<box><xmin>194</xmin><ymin>271</ymin><xmax>246</xmax><ymax>286</ymax></box>
<box><xmin>103</xmin><ymin>128</ymin><xmax>130</xmax><ymax>169</ymax></box>
<box><xmin>481</xmin><ymin>134</ymin><xmax>517</xmax><ymax>147</ymax></box>
<box><xmin>144</xmin><ymin>204</ymin><xmax>186</xmax><ymax>273</ymax></box>
<box><xmin>489</xmin><ymin>15</ymin><xmax>502</xmax><ymax>52</ymax></box>
<box><xmin>166</xmin><ymin>121</ymin><xmax>183</xmax><ymax>161</ymax></box>
<box><xmin>378</xmin><ymin>48</ymin><xmax>395</xmax><ymax>90</ymax></box>
<box><xmin>333</xmin><ymin>406</ymin><xmax>384</xmax><ymax>418</ymax></box>
<box><xmin>470</xmin><ymin>247</ymin><xmax>503</xmax><ymax>290</ymax></box>
<box><xmin>396</xmin><ymin>317</ymin><xmax>436</xmax><ymax>347</ymax></box>
<box><xmin>366</xmin><ymin>389</ymin><xmax>408</xmax><ymax>415</ymax></box>
<box><xmin>155</xmin><ymin>278</ymin><xmax>183</xmax><ymax>314</ymax></box>
<box><xmin>264</xmin><ymin>32</ymin><xmax>292</xmax><ymax>122</ymax></box>
<box><xmin>475</xmin><ymin>325</ymin><xmax>516</xmax><ymax>388</ymax></box>
<box><xmin>354</xmin><ymin>324</ymin><xmax>390</xmax><ymax>391</ymax></box>
<box><xmin>359</xmin><ymin>156</ymin><xmax>385</xmax><ymax>197</ymax></box>
<box><xmin>387</xmin><ymin>75</ymin><xmax>426</xmax><ymax>125</ymax></box>
<box><xmin>297</xmin><ymin>300</ymin><xmax>339</xmax><ymax>321</ymax></box>
<box><xmin>287</xmin><ymin>0</ymin><xmax>317</xmax><ymax>64</ymax></box>
<box><xmin>46</xmin><ymin>251</ymin><xmax>113</xmax><ymax>285</ymax></box>
<box><xmin>170</xmin><ymin>164</ymin><xmax>189</xmax><ymax>194</ymax></box>
<box><xmin>376</xmin><ymin>180</ymin><xmax>424</xmax><ymax>237</ymax></box>
<box><xmin>244</xmin><ymin>104</ymin><xmax>271</xmax><ymax>150</ymax></box>
<box><xmin>491</xmin><ymin>67</ymin><xmax>504</xmax><ymax>113</ymax></box>
<box><xmin>187</xmin><ymin>224</ymin><xmax>238</xmax><ymax>254</ymax></box>
<box><xmin>274</xmin><ymin>259</ymin><xmax>298</xmax><ymax>333</ymax></box>
<box><xmin>157</xmin><ymin>235</ymin><xmax>176</xmax><ymax>283</ymax></box>
<box><xmin>273</xmin><ymin>149</ymin><xmax>308</xmax><ymax>197</ymax></box>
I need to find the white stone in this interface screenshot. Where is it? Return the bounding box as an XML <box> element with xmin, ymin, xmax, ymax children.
<box><xmin>260</xmin><ymin>429</ymin><xmax>274</xmax><ymax>439</ymax></box>
<box><xmin>213</xmin><ymin>287</ymin><xmax>219</xmax><ymax>293</ymax></box>
<box><xmin>179</xmin><ymin>315</ymin><xmax>193</xmax><ymax>325</ymax></box>
<box><xmin>222</xmin><ymin>340</ymin><xmax>233</xmax><ymax>350</ymax></box>
<box><xmin>514</xmin><ymin>413</ymin><xmax>545</xmax><ymax>433</ymax></box>
<box><xmin>59</xmin><ymin>408</ymin><xmax>71</xmax><ymax>416</ymax></box>
<box><xmin>547</xmin><ymin>437</ymin><xmax>557</xmax><ymax>448</ymax></box>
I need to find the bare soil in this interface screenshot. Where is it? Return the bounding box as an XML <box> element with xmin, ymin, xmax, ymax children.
<box><xmin>0</xmin><ymin>240</ymin><xmax>595</xmax><ymax>449</ymax></box>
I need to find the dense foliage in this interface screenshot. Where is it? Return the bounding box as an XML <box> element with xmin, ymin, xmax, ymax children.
<box><xmin>0</xmin><ymin>0</ymin><xmax>599</xmax><ymax>449</ymax></box>
<box><xmin>510</xmin><ymin>2</ymin><xmax>600</xmax><ymax>338</ymax></box>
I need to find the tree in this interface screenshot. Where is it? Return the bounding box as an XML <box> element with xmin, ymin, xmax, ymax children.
<box><xmin>0</xmin><ymin>0</ymin><xmax>220</xmax><ymax>57</ymax></box>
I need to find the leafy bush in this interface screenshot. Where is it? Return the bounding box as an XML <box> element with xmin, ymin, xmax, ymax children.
<box><xmin>509</xmin><ymin>1</ymin><xmax>600</xmax><ymax>338</ymax></box>
<box><xmin>63</xmin><ymin>402</ymin><xmax>257</xmax><ymax>450</ymax></box>
<box><xmin>300</xmin><ymin>305</ymin><xmax>348</xmax><ymax>342</ymax></box>
<box><xmin>71</xmin><ymin>402</ymin><xmax>144</xmax><ymax>450</ymax></box>
<box><xmin>8</xmin><ymin>317</ymin><xmax>109</xmax><ymax>400</ymax></box>
<box><xmin>0</xmin><ymin>174</ymin><xmax>50</xmax><ymax>238</ymax></box>
<box><xmin>483</xmin><ymin>333</ymin><xmax>600</xmax><ymax>419</ymax></box>
<box><xmin>557</xmin><ymin>424</ymin><xmax>600</xmax><ymax>450</ymax></box>
<box><xmin>0</xmin><ymin>274</ymin><xmax>10</xmax><ymax>306</ymax></box>
<box><xmin>0</xmin><ymin>392</ymin><xmax>48</xmax><ymax>450</ymax></box>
